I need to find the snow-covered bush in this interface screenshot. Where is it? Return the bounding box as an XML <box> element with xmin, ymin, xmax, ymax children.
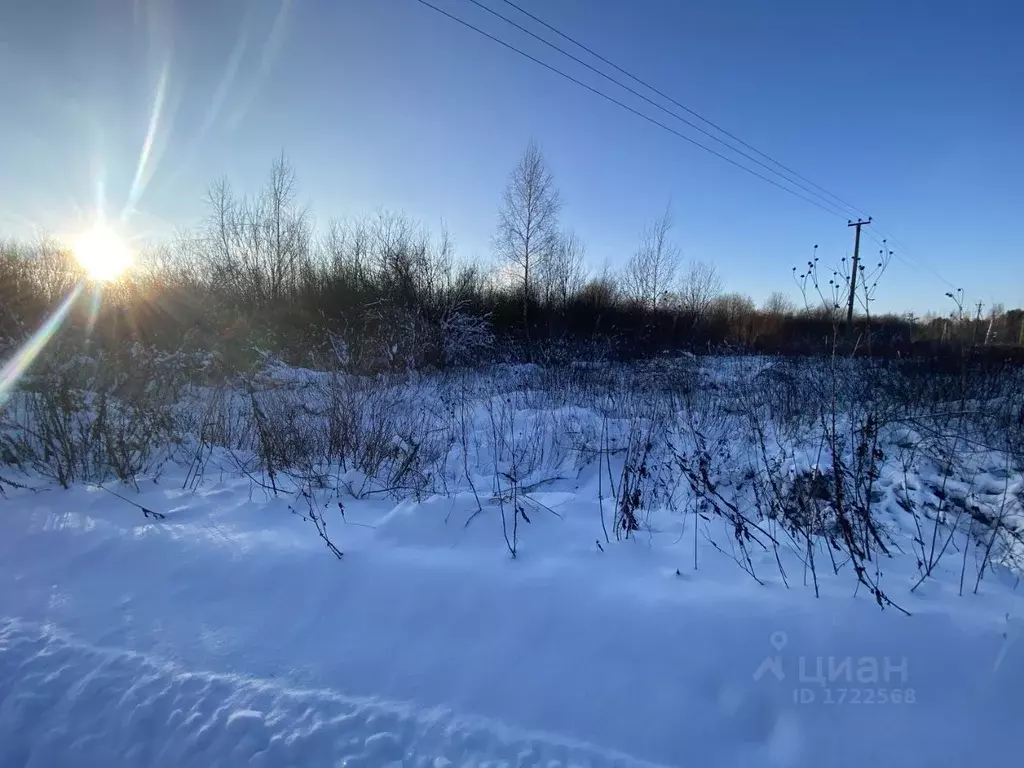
<box><xmin>0</xmin><ymin>342</ymin><xmax>189</xmax><ymax>487</ymax></box>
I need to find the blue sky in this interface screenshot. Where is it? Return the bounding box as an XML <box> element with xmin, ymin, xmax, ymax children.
<box><xmin>1</xmin><ymin>0</ymin><xmax>1021</xmax><ymax>314</ymax></box>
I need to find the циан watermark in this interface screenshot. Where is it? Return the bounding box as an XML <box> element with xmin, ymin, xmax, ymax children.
<box><xmin>753</xmin><ymin>631</ymin><xmax>915</xmax><ymax>705</ymax></box>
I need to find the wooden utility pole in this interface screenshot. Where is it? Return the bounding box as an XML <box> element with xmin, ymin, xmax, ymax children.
<box><xmin>846</xmin><ymin>218</ymin><xmax>871</xmax><ymax>340</ymax></box>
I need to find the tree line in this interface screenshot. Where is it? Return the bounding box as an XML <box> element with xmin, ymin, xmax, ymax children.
<box><xmin>2</xmin><ymin>144</ymin><xmax>1021</xmax><ymax>372</ymax></box>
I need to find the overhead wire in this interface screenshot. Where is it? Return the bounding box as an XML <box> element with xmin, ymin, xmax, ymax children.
<box><xmin>495</xmin><ymin>0</ymin><xmax>869</xmax><ymax>220</ymax></box>
<box><xmin>416</xmin><ymin>0</ymin><xmax>960</xmax><ymax>292</ymax></box>
<box><xmin>465</xmin><ymin>0</ymin><xmax>861</xmax><ymax>220</ymax></box>
<box><xmin>862</xmin><ymin>229</ymin><xmax>958</xmax><ymax>294</ymax></box>
<box><xmin>412</xmin><ymin>0</ymin><xmax>850</xmax><ymax>219</ymax></box>
<box><xmin>492</xmin><ymin>0</ymin><xmax>963</xmax><ymax>292</ymax></box>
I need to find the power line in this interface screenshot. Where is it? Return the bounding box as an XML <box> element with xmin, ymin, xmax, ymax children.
<box><xmin>485</xmin><ymin>0</ymin><xmax>965</xmax><ymax>290</ymax></box>
<box><xmin>495</xmin><ymin>0</ymin><xmax>869</xmax><ymax>219</ymax></box>
<box><xmin>412</xmin><ymin>0</ymin><xmax>849</xmax><ymax>219</ymax></box>
<box><xmin>416</xmin><ymin>0</ymin><xmax>961</xmax><ymax>292</ymax></box>
<box><xmin>465</xmin><ymin>0</ymin><xmax>860</xmax><ymax>219</ymax></box>
<box><xmin>866</xmin><ymin>230</ymin><xmax>958</xmax><ymax>291</ymax></box>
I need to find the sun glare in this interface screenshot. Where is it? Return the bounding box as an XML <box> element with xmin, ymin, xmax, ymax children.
<box><xmin>73</xmin><ymin>222</ymin><xmax>132</xmax><ymax>281</ymax></box>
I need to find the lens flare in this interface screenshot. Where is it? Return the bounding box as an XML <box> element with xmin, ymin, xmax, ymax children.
<box><xmin>0</xmin><ymin>283</ymin><xmax>84</xmax><ymax>410</ymax></box>
<box><xmin>73</xmin><ymin>222</ymin><xmax>132</xmax><ymax>281</ymax></box>
<box><xmin>122</xmin><ymin>60</ymin><xmax>169</xmax><ymax>220</ymax></box>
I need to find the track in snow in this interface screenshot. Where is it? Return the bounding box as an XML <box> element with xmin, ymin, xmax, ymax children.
<box><xmin>0</xmin><ymin>618</ymin><xmax>667</xmax><ymax>768</ymax></box>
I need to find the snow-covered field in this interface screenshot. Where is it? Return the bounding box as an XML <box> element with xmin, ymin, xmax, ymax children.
<box><xmin>2</xmin><ymin>356</ymin><xmax>1023</xmax><ymax>766</ymax></box>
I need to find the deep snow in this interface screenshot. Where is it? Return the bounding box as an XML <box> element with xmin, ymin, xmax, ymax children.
<box><xmin>2</xmin><ymin>358</ymin><xmax>1024</xmax><ymax>766</ymax></box>
<box><xmin>2</xmin><ymin>467</ymin><xmax>1022</xmax><ymax>767</ymax></box>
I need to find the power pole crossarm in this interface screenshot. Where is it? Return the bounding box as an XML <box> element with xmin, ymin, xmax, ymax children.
<box><xmin>846</xmin><ymin>218</ymin><xmax>871</xmax><ymax>341</ymax></box>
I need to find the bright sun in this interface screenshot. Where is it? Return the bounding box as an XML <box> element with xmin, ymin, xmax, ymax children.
<box><xmin>73</xmin><ymin>222</ymin><xmax>133</xmax><ymax>281</ymax></box>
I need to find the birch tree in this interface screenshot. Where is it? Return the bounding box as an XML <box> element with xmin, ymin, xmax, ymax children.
<box><xmin>623</xmin><ymin>204</ymin><xmax>679</xmax><ymax>310</ymax></box>
<box><xmin>494</xmin><ymin>140</ymin><xmax>561</xmax><ymax>352</ymax></box>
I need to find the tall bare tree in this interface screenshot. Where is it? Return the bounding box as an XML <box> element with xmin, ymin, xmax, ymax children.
<box><xmin>494</xmin><ymin>140</ymin><xmax>561</xmax><ymax>352</ymax></box>
<box><xmin>623</xmin><ymin>204</ymin><xmax>679</xmax><ymax>310</ymax></box>
<box><xmin>204</xmin><ymin>153</ymin><xmax>311</xmax><ymax>306</ymax></box>
<box><xmin>262</xmin><ymin>152</ymin><xmax>310</xmax><ymax>303</ymax></box>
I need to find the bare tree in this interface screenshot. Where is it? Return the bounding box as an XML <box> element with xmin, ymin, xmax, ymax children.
<box><xmin>494</xmin><ymin>140</ymin><xmax>561</xmax><ymax>353</ymax></box>
<box><xmin>540</xmin><ymin>229</ymin><xmax>586</xmax><ymax>309</ymax></box>
<box><xmin>677</xmin><ymin>260</ymin><xmax>722</xmax><ymax>318</ymax></box>
<box><xmin>763</xmin><ymin>291</ymin><xmax>796</xmax><ymax>316</ymax></box>
<box><xmin>203</xmin><ymin>154</ymin><xmax>311</xmax><ymax>306</ymax></box>
<box><xmin>756</xmin><ymin>291</ymin><xmax>795</xmax><ymax>343</ymax></box>
<box><xmin>623</xmin><ymin>204</ymin><xmax>679</xmax><ymax>310</ymax></box>
<box><xmin>262</xmin><ymin>152</ymin><xmax>310</xmax><ymax>303</ymax></box>
<box><xmin>368</xmin><ymin>210</ymin><xmax>430</xmax><ymax>307</ymax></box>
<box><xmin>711</xmin><ymin>292</ymin><xmax>756</xmax><ymax>343</ymax></box>
<box><xmin>206</xmin><ymin>177</ymin><xmax>236</xmax><ymax>266</ymax></box>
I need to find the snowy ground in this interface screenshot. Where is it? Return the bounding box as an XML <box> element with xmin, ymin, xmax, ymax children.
<box><xmin>2</xmin><ymin>358</ymin><xmax>1024</xmax><ymax>766</ymax></box>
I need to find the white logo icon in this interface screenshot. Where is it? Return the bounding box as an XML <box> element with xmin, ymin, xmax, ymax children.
<box><xmin>753</xmin><ymin>631</ymin><xmax>788</xmax><ymax>681</ymax></box>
